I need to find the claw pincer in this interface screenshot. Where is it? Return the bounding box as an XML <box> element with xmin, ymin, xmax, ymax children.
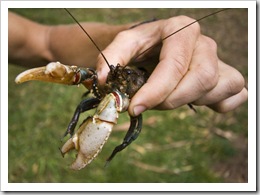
<box><xmin>60</xmin><ymin>91</ymin><xmax>129</xmax><ymax>170</ymax></box>
<box><xmin>15</xmin><ymin>62</ymin><xmax>78</xmax><ymax>84</ymax></box>
<box><xmin>15</xmin><ymin>62</ymin><xmax>96</xmax><ymax>90</ymax></box>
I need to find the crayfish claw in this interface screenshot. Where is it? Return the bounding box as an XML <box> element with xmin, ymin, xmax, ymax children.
<box><xmin>15</xmin><ymin>62</ymin><xmax>80</xmax><ymax>85</ymax></box>
<box><xmin>60</xmin><ymin>117</ymin><xmax>114</xmax><ymax>170</ymax></box>
<box><xmin>60</xmin><ymin>136</ymin><xmax>77</xmax><ymax>156</ymax></box>
<box><xmin>58</xmin><ymin>147</ymin><xmax>65</xmax><ymax>158</ymax></box>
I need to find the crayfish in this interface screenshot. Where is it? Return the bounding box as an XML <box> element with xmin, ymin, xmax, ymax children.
<box><xmin>15</xmin><ymin>61</ymin><xmax>148</xmax><ymax>170</ymax></box>
<box><xmin>15</xmin><ymin>8</ymin><xmax>152</xmax><ymax>170</ymax></box>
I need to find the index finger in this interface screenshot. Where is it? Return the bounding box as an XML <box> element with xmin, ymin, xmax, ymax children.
<box><xmin>96</xmin><ymin>21</ymin><xmax>162</xmax><ymax>85</ymax></box>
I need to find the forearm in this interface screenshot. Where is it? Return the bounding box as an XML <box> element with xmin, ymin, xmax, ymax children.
<box><xmin>8</xmin><ymin>11</ymin><xmax>52</xmax><ymax>67</ymax></box>
<box><xmin>8</xmin><ymin>11</ymin><xmax>133</xmax><ymax>68</ymax></box>
<box><xmin>47</xmin><ymin>22</ymin><xmax>133</xmax><ymax>68</ymax></box>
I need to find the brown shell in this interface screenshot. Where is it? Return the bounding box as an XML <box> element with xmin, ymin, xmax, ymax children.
<box><xmin>100</xmin><ymin>64</ymin><xmax>148</xmax><ymax>99</ymax></box>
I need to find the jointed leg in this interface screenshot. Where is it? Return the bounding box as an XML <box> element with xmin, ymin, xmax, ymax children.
<box><xmin>63</xmin><ymin>97</ymin><xmax>100</xmax><ymax>138</ymax></box>
<box><xmin>105</xmin><ymin>114</ymin><xmax>143</xmax><ymax>165</ymax></box>
<box><xmin>188</xmin><ymin>103</ymin><xmax>197</xmax><ymax>113</ymax></box>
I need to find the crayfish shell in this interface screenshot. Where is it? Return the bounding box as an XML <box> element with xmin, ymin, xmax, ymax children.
<box><xmin>61</xmin><ymin>117</ymin><xmax>113</xmax><ymax>170</ymax></box>
<box><xmin>60</xmin><ymin>91</ymin><xmax>129</xmax><ymax>170</ymax></box>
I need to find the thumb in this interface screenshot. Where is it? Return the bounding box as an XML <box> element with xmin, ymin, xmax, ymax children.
<box><xmin>128</xmin><ymin>82</ymin><xmax>154</xmax><ymax>116</ymax></box>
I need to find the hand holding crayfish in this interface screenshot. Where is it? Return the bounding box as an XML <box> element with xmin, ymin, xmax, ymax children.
<box><xmin>97</xmin><ymin>16</ymin><xmax>248</xmax><ymax>116</ymax></box>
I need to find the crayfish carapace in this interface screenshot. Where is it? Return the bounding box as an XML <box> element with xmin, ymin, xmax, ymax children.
<box><xmin>15</xmin><ymin>61</ymin><xmax>148</xmax><ymax>170</ymax></box>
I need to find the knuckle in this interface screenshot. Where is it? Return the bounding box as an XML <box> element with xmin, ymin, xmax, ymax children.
<box><xmin>175</xmin><ymin>15</ymin><xmax>200</xmax><ymax>31</ymax></box>
<box><xmin>225</xmin><ymin>70</ymin><xmax>245</xmax><ymax>96</ymax></box>
<box><xmin>163</xmin><ymin>15</ymin><xmax>200</xmax><ymax>36</ymax></box>
<box><xmin>156</xmin><ymin>98</ymin><xmax>177</xmax><ymax>110</ymax></box>
<box><xmin>114</xmin><ymin>30</ymin><xmax>137</xmax><ymax>49</ymax></box>
<box><xmin>196</xmin><ymin>65</ymin><xmax>218</xmax><ymax>92</ymax></box>
<box><xmin>194</xmin><ymin>37</ymin><xmax>219</xmax><ymax>92</ymax></box>
<box><xmin>170</xmin><ymin>54</ymin><xmax>189</xmax><ymax>79</ymax></box>
<box><xmin>116</xmin><ymin>30</ymin><xmax>131</xmax><ymax>39</ymax></box>
<box><xmin>202</xmin><ymin>36</ymin><xmax>218</xmax><ymax>52</ymax></box>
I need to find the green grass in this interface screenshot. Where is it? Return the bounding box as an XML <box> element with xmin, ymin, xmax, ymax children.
<box><xmin>8</xmin><ymin>8</ymin><xmax>248</xmax><ymax>183</ymax></box>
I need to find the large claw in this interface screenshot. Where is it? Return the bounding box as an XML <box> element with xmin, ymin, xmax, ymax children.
<box><xmin>60</xmin><ymin>117</ymin><xmax>113</xmax><ymax>170</ymax></box>
<box><xmin>15</xmin><ymin>62</ymin><xmax>81</xmax><ymax>85</ymax></box>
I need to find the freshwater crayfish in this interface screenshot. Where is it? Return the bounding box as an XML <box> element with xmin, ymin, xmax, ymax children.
<box><xmin>15</xmin><ymin>60</ymin><xmax>148</xmax><ymax>170</ymax></box>
<box><xmin>14</xmin><ymin>8</ymin><xmax>232</xmax><ymax>170</ymax></box>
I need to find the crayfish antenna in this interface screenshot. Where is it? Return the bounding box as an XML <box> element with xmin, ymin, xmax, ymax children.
<box><xmin>132</xmin><ymin>8</ymin><xmax>230</xmax><ymax>62</ymax></box>
<box><xmin>64</xmin><ymin>8</ymin><xmax>111</xmax><ymax>69</ymax></box>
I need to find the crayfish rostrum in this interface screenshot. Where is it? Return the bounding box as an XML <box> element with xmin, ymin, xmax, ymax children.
<box><xmin>15</xmin><ymin>61</ymin><xmax>148</xmax><ymax>170</ymax></box>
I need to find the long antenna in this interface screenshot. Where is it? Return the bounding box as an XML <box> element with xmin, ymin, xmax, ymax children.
<box><xmin>64</xmin><ymin>8</ymin><xmax>111</xmax><ymax>67</ymax></box>
<box><xmin>65</xmin><ymin>8</ymin><xmax>230</xmax><ymax>67</ymax></box>
<box><xmin>133</xmin><ymin>8</ymin><xmax>230</xmax><ymax>60</ymax></box>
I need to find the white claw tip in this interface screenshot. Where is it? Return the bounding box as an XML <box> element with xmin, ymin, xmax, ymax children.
<box><xmin>15</xmin><ymin>77</ymin><xmax>20</xmax><ymax>84</ymax></box>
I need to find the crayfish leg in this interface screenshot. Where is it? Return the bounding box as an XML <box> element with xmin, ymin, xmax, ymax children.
<box><xmin>105</xmin><ymin>114</ymin><xmax>142</xmax><ymax>166</ymax></box>
<box><xmin>63</xmin><ymin>97</ymin><xmax>100</xmax><ymax>138</ymax></box>
<box><xmin>188</xmin><ymin>103</ymin><xmax>197</xmax><ymax>113</ymax></box>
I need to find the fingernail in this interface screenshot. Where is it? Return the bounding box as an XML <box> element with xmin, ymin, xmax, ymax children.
<box><xmin>133</xmin><ymin>105</ymin><xmax>147</xmax><ymax>116</ymax></box>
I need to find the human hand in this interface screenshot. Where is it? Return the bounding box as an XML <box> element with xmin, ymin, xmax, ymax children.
<box><xmin>96</xmin><ymin>16</ymin><xmax>248</xmax><ymax>116</ymax></box>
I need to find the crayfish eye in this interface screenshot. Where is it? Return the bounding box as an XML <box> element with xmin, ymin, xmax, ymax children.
<box><xmin>126</xmin><ymin>69</ymin><xmax>132</xmax><ymax>74</ymax></box>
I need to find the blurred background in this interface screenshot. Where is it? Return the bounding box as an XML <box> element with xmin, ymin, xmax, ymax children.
<box><xmin>8</xmin><ymin>8</ymin><xmax>248</xmax><ymax>183</ymax></box>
